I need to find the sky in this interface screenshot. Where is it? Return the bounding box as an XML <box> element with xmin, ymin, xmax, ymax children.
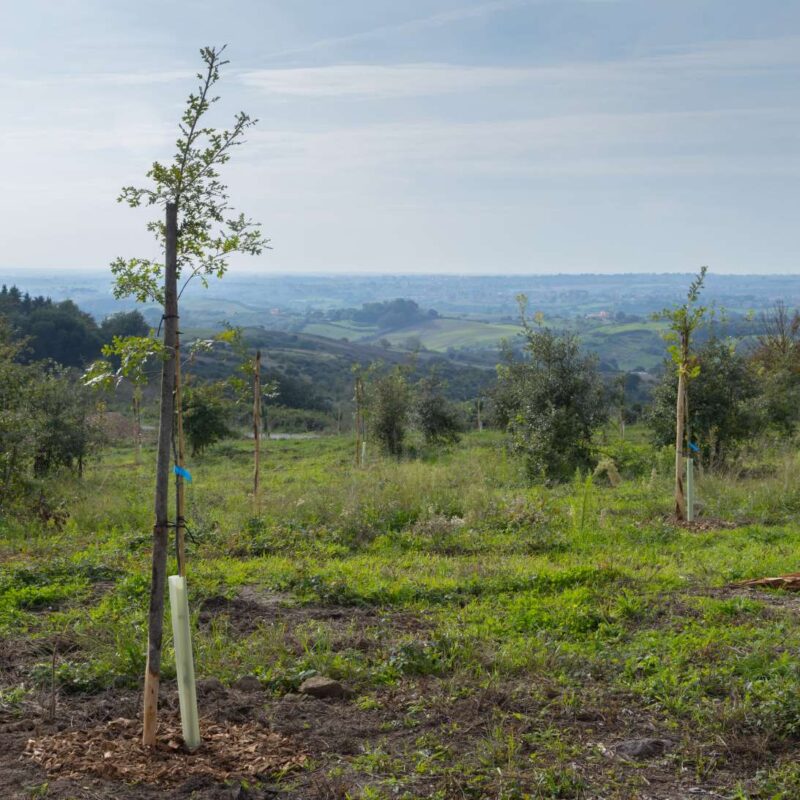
<box><xmin>1</xmin><ymin>0</ymin><xmax>799</xmax><ymax>275</ymax></box>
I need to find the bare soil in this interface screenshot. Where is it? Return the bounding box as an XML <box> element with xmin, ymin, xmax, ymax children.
<box><xmin>1</xmin><ymin>588</ymin><xmax>796</xmax><ymax>799</ymax></box>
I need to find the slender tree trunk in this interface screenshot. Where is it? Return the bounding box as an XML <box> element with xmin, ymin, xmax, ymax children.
<box><xmin>175</xmin><ymin>329</ymin><xmax>186</xmax><ymax>577</ymax></box>
<box><xmin>143</xmin><ymin>201</ymin><xmax>178</xmax><ymax>747</ymax></box>
<box><xmin>674</xmin><ymin>368</ymin><xmax>687</xmax><ymax>520</ymax></box>
<box><xmin>133</xmin><ymin>388</ymin><xmax>142</xmax><ymax>464</ymax></box>
<box><xmin>684</xmin><ymin>386</ymin><xmax>691</xmax><ymax>460</ymax></box>
<box><xmin>354</xmin><ymin>377</ymin><xmax>363</xmax><ymax>466</ymax></box>
<box><xmin>253</xmin><ymin>350</ymin><xmax>261</xmax><ymax>510</ymax></box>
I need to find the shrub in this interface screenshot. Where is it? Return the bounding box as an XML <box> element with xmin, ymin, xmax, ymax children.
<box><xmin>494</xmin><ymin>299</ymin><xmax>607</xmax><ymax>481</ymax></box>
<box><xmin>647</xmin><ymin>337</ymin><xmax>762</xmax><ymax>466</ymax></box>
<box><xmin>596</xmin><ymin>439</ymin><xmax>653</xmax><ymax>479</ymax></box>
<box><xmin>29</xmin><ymin>366</ymin><xmax>102</xmax><ymax>477</ymax></box>
<box><xmin>414</xmin><ymin>375</ymin><xmax>462</xmax><ymax>446</ymax></box>
<box><xmin>366</xmin><ymin>366</ymin><xmax>410</xmax><ymax>457</ymax></box>
<box><xmin>183</xmin><ymin>382</ymin><xmax>232</xmax><ymax>456</ymax></box>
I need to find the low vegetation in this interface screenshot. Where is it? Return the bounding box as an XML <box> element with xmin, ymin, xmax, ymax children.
<box><xmin>3</xmin><ymin>430</ymin><xmax>800</xmax><ymax>798</ymax></box>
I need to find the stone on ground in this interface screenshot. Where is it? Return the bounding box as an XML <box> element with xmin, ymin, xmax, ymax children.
<box><xmin>298</xmin><ymin>676</ymin><xmax>352</xmax><ymax>699</ymax></box>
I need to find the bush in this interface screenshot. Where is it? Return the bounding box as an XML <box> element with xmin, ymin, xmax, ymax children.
<box><xmin>749</xmin><ymin>301</ymin><xmax>800</xmax><ymax>434</ymax></box>
<box><xmin>1</xmin><ymin>321</ymin><xmax>102</xmax><ymax>511</ymax></box>
<box><xmin>29</xmin><ymin>366</ymin><xmax>102</xmax><ymax>476</ymax></box>
<box><xmin>183</xmin><ymin>382</ymin><xmax>232</xmax><ymax>456</ymax></box>
<box><xmin>366</xmin><ymin>366</ymin><xmax>410</xmax><ymax>457</ymax></box>
<box><xmin>596</xmin><ymin>439</ymin><xmax>654</xmax><ymax>479</ymax></box>
<box><xmin>414</xmin><ymin>375</ymin><xmax>462</xmax><ymax>446</ymax></box>
<box><xmin>494</xmin><ymin>302</ymin><xmax>607</xmax><ymax>481</ymax></box>
<box><xmin>647</xmin><ymin>337</ymin><xmax>762</xmax><ymax>466</ymax></box>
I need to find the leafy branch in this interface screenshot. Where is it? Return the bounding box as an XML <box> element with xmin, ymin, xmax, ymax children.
<box><xmin>110</xmin><ymin>46</ymin><xmax>270</xmax><ymax>305</ymax></box>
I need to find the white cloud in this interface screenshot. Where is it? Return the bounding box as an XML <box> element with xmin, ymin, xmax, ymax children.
<box><xmin>0</xmin><ymin>70</ymin><xmax>194</xmax><ymax>89</ymax></box>
<box><xmin>243</xmin><ymin>107</ymin><xmax>800</xmax><ymax>178</ymax></box>
<box><xmin>238</xmin><ymin>63</ymin><xmax>534</xmax><ymax>97</ymax></box>
<box><xmin>240</xmin><ymin>36</ymin><xmax>800</xmax><ymax>99</ymax></box>
<box><xmin>648</xmin><ymin>35</ymin><xmax>800</xmax><ymax>72</ymax></box>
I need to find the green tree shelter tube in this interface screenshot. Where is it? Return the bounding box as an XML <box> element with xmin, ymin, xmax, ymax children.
<box><xmin>685</xmin><ymin>458</ymin><xmax>695</xmax><ymax>523</ymax></box>
<box><xmin>168</xmin><ymin>575</ymin><xmax>201</xmax><ymax>749</ymax></box>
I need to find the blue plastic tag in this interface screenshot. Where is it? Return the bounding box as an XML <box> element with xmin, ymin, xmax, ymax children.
<box><xmin>174</xmin><ymin>465</ymin><xmax>192</xmax><ymax>482</ymax></box>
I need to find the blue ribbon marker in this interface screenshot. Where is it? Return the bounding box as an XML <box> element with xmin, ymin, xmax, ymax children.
<box><xmin>688</xmin><ymin>441</ymin><xmax>700</xmax><ymax>454</ymax></box>
<box><xmin>174</xmin><ymin>465</ymin><xmax>193</xmax><ymax>482</ymax></box>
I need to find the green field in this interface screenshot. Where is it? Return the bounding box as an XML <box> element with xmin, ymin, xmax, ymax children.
<box><xmin>297</xmin><ymin>316</ymin><xmax>521</xmax><ymax>352</ymax></box>
<box><xmin>295</xmin><ymin>314</ymin><xmax>670</xmax><ymax>372</ymax></box>
<box><xmin>3</xmin><ymin>431</ymin><xmax>800</xmax><ymax>797</ymax></box>
<box><xmin>581</xmin><ymin>321</ymin><xmax>668</xmax><ymax>371</ymax></box>
<box><xmin>368</xmin><ymin>317</ymin><xmax>520</xmax><ymax>351</ymax></box>
<box><xmin>301</xmin><ymin>321</ymin><xmax>376</xmax><ymax>340</ymax></box>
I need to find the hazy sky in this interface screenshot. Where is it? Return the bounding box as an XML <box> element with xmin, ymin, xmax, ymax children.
<box><xmin>2</xmin><ymin>1</ymin><xmax>800</xmax><ymax>275</ymax></box>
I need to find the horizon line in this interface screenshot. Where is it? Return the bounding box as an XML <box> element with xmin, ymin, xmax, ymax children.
<box><xmin>3</xmin><ymin>267</ymin><xmax>800</xmax><ymax>279</ymax></box>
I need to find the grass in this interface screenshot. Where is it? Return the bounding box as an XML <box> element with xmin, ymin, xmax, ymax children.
<box><xmin>294</xmin><ymin>314</ymin><xmax>671</xmax><ymax>373</ymax></box>
<box><xmin>581</xmin><ymin>324</ymin><xmax>666</xmax><ymax>371</ymax></box>
<box><xmin>375</xmin><ymin>318</ymin><xmax>521</xmax><ymax>351</ymax></box>
<box><xmin>4</xmin><ymin>430</ymin><xmax>800</xmax><ymax>797</ymax></box>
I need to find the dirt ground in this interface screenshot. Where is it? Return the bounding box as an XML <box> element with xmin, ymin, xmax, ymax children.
<box><xmin>0</xmin><ymin>588</ymin><xmax>788</xmax><ymax>799</ymax></box>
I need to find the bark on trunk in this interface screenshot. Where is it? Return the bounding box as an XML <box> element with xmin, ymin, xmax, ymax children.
<box><xmin>354</xmin><ymin>377</ymin><xmax>365</xmax><ymax>466</ymax></box>
<box><xmin>674</xmin><ymin>369</ymin><xmax>687</xmax><ymax>520</ymax></box>
<box><xmin>175</xmin><ymin>329</ymin><xmax>186</xmax><ymax>577</ymax></box>
<box><xmin>253</xmin><ymin>350</ymin><xmax>261</xmax><ymax>509</ymax></box>
<box><xmin>133</xmin><ymin>389</ymin><xmax>142</xmax><ymax>464</ymax></box>
<box><xmin>142</xmin><ymin>201</ymin><xmax>178</xmax><ymax>747</ymax></box>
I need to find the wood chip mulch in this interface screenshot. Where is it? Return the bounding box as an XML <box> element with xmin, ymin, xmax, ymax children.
<box><xmin>25</xmin><ymin>716</ymin><xmax>307</xmax><ymax>785</ymax></box>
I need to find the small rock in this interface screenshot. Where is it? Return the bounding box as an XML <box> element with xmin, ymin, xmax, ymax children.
<box><xmin>298</xmin><ymin>676</ymin><xmax>352</xmax><ymax>699</ymax></box>
<box><xmin>196</xmin><ymin>677</ymin><xmax>226</xmax><ymax>695</ymax></box>
<box><xmin>614</xmin><ymin>738</ymin><xmax>672</xmax><ymax>760</ymax></box>
<box><xmin>232</xmin><ymin>675</ymin><xmax>263</xmax><ymax>693</ymax></box>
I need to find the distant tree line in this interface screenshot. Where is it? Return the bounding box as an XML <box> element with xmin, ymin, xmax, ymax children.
<box><xmin>327</xmin><ymin>298</ymin><xmax>437</xmax><ymax>330</ymax></box>
<box><xmin>0</xmin><ymin>284</ymin><xmax>148</xmax><ymax>366</ymax></box>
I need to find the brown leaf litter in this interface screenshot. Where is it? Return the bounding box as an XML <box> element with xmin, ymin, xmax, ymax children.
<box><xmin>26</xmin><ymin>715</ymin><xmax>306</xmax><ymax>785</ymax></box>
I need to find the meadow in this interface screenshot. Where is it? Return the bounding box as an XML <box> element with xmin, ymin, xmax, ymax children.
<box><xmin>3</xmin><ymin>430</ymin><xmax>800</xmax><ymax>798</ymax></box>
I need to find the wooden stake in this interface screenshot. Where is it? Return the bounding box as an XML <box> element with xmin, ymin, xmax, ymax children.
<box><xmin>674</xmin><ymin>367</ymin><xmax>687</xmax><ymax>520</ymax></box>
<box><xmin>49</xmin><ymin>642</ymin><xmax>57</xmax><ymax>723</ymax></box>
<box><xmin>133</xmin><ymin>387</ymin><xmax>142</xmax><ymax>464</ymax></box>
<box><xmin>143</xmin><ymin>201</ymin><xmax>178</xmax><ymax>747</ymax></box>
<box><xmin>175</xmin><ymin>328</ymin><xmax>186</xmax><ymax>578</ymax></box>
<box><xmin>253</xmin><ymin>350</ymin><xmax>262</xmax><ymax>510</ymax></box>
<box><xmin>354</xmin><ymin>377</ymin><xmax>364</xmax><ymax>467</ymax></box>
